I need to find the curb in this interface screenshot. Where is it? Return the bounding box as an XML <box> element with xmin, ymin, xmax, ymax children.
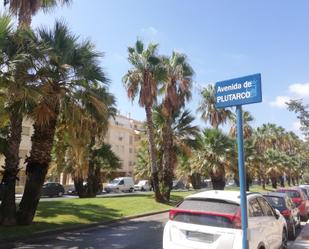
<box><xmin>0</xmin><ymin>209</ymin><xmax>170</xmax><ymax>248</ymax></box>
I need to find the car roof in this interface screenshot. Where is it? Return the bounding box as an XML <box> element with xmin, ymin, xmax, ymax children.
<box><xmin>185</xmin><ymin>190</ymin><xmax>262</xmax><ymax>204</ymax></box>
<box><xmin>262</xmin><ymin>192</ymin><xmax>287</xmax><ymax>198</ymax></box>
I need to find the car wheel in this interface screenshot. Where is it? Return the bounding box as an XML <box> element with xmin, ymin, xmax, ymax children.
<box><xmin>58</xmin><ymin>191</ymin><xmax>64</xmax><ymax>197</ymax></box>
<box><xmin>141</xmin><ymin>187</ymin><xmax>144</xmax><ymax>191</ymax></box>
<box><xmin>129</xmin><ymin>188</ymin><xmax>134</xmax><ymax>193</ymax></box>
<box><xmin>301</xmin><ymin>213</ymin><xmax>308</xmax><ymax>222</ymax></box>
<box><xmin>288</xmin><ymin>223</ymin><xmax>296</xmax><ymax>240</ymax></box>
<box><xmin>281</xmin><ymin>228</ymin><xmax>288</xmax><ymax>249</ymax></box>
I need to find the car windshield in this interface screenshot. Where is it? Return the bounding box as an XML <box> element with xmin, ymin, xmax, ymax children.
<box><xmin>264</xmin><ymin>196</ymin><xmax>285</xmax><ymax>211</ymax></box>
<box><xmin>110</xmin><ymin>179</ymin><xmax>120</xmax><ymax>184</ymax></box>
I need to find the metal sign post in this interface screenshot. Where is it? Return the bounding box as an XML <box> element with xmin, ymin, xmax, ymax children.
<box><xmin>236</xmin><ymin>105</ymin><xmax>248</xmax><ymax>249</ymax></box>
<box><xmin>215</xmin><ymin>73</ymin><xmax>262</xmax><ymax>249</ymax></box>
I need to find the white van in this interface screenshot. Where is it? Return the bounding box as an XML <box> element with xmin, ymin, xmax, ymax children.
<box><xmin>104</xmin><ymin>177</ymin><xmax>134</xmax><ymax>193</ymax></box>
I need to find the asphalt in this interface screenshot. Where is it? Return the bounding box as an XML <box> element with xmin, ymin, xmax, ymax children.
<box><xmin>1</xmin><ymin>212</ymin><xmax>169</xmax><ymax>249</ymax></box>
<box><xmin>290</xmin><ymin>220</ymin><xmax>309</xmax><ymax>249</ymax></box>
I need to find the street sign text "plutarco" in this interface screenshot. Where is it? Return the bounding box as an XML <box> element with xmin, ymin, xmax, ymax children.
<box><xmin>216</xmin><ymin>81</ymin><xmax>253</xmax><ymax>104</ymax></box>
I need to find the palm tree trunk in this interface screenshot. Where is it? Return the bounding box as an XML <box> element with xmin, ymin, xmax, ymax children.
<box><xmin>17</xmin><ymin>104</ymin><xmax>59</xmax><ymax>225</ymax></box>
<box><xmin>162</xmin><ymin>118</ymin><xmax>173</xmax><ymax>201</ymax></box>
<box><xmin>0</xmin><ymin>114</ymin><xmax>22</xmax><ymax>226</ymax></box>
<box><xmin>190</xmin><ymin>173</ymin><xmax>202</xmax><ymax>189</ymax></box>
<box><xmin>211</xmin><ymin>170</ymin><xmax>226</xmax><ymax>190</ymax></box>
<box><xmin>74</xmin><ymin>177</ymin><xmax>88</xmax><ymax>198</ymax></box>
<box><xmin>18</xmin><ymin>8</ymin><xmax>32</xmax><ymax>29</ymax></box>
<box><xmin>86</xmin><ymin>136</ymin><xmax>97</xmax><ymax>197</ymax></box>
<box><xmin>145</xmin><ymin>105</ymin><xmax>164</xmax><ymax>202</ymax></box>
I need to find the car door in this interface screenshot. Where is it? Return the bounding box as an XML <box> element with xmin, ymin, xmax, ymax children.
<box><xmin>118</xmin><ymin>179</ymin><xmax>125</xmax><ymax>191</ymax></box>
<box><xmin>257</xmin><ymin>197</ymin><xmax>281</xmax><ymax>249</ymax></box>
<box><xmin>248</xmin><ymin>198</ymin><xmax>269</xmax><ymax>249</ymax></box>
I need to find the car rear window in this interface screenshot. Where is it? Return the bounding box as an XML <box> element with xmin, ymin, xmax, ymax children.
<box><xmin>173</xmin><ymin>198</ymin><xmax>240</xmax><ymax>228</ymax></box>
<box><xmin>264</xmin><ymin>196</ymin><xmax>286</xmax><ymax>211</ymax></box>
<box><xmin>279</xmin><ymin>190</ymin><xmax>300</xmax><ymax>198</ymax></box>
<box><xmin>178</xmin><ymin>198</ymin><xmax>239</xmax><ymax>214</ymax></box>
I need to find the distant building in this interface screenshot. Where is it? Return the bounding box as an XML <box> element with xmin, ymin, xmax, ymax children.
<box><xmin>0</xmin><ymin>115</ymin><xmax>144</xmax><ymax>192</ymax></box>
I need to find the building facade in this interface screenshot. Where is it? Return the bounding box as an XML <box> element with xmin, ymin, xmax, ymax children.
<box><xmin>0</xmin><ymin>115</ymin><xmax>144</xmax><ymax>191</ymax></box>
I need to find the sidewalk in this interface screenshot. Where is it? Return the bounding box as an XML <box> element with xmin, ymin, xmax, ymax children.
<box><xmin>290</xmin><ymin>221</ymin><xmax>309</xmax><ymax>249</ymax></box>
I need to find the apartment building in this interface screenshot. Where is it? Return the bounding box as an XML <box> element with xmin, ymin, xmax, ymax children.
<box><xmin>0</xmin><ymin>115</ymin><xmax>144</xmax><ymax>191</ymax></box>
<box><xmin>105</xmin><ymin>114</ymin><xmax>144</xmax><ymax>177</ymax></box>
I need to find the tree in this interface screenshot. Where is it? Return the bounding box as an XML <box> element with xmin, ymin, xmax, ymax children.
<box><xmin>123</xmin><ymin>40</ymin><xmax>165</xmax><ymax>202</ymax></box>
<box><xmin>287</xmin><ymin>99</ymin><xmax>309</xmax><ymax>139</ymax></box>
<box><xmin>17</xmin><ymin>22</ymin><xmax>109</xmax><ymax>224</ymax></box>
<box><xmin>5</xmin><ymin>0</ymin><xmax>71</xmax><ymax>28</ymax></box>
<box><xmin>160</xmin><ymin>51</ymin><xmax>194</xmax><ymax>200</ymax></box>
<box><xmin>0</xmin><ymin>19</ymin><xmax>44</xmax><ymax>225</ymax></box>
<box><xmin>190</xmin><ymin>128</ymin><xmax>233</xmax><ymax>190</ymax></box>
<box><xmin>198</xmin><ymin>84</ymin><xmax>231</xmax><ymax>128</ymax></box>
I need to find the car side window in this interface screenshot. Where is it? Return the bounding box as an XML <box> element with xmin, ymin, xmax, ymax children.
<box><xmin>119</xmin><ymin>180</ymin><xmax>124</xmax><ymax>185</ymax></box>
<box><xmin>258</xmin><ymin>197</ymin><xmax>274</xmax><ymax>217</ymax></box>
<box><xmin>249</xmin><ymin>198</ymin><xmax>264</xmax><ymax>217</ymax></box>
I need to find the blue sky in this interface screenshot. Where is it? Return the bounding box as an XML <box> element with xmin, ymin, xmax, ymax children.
<box><xmin>3</xmin><ymin>0</ymin><xmax>309</xmax><ymax>136</ymax></box>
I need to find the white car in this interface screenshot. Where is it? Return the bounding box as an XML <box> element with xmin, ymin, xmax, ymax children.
<box><xmin>163</xmin><ymin>190</ymin><xmax>287</xmax><ymax>249</ymax></box>
<box><xmin>134</xmin><ymin>180</ymin><xmax>151</xmax><ymax>191</ymax></box>
<box><xmin>104</xmin><ymin>177</ymin><xmax>134</xmax><ymax>193</ymax></box>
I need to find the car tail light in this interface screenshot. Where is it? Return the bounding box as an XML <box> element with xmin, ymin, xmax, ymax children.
<box><xmin>169</xmin><ymin>209</ymin><xmax>178</xmax><ymax>220</ymax></box>
<box><xmin>231</xmin><ymin>208</ymin><xmax>242</xmax><ymax>229</ymax></box>
<box><xmin>281</xmin><ymin>209</ymin><xmax>291</xmax><ymax>217</ymax></box>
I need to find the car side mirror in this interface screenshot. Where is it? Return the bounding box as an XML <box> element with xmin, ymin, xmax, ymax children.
<box><xmin>274</xmin><ymin>209</ymin><xmax>280</xmax><ymax>219</ymax></box>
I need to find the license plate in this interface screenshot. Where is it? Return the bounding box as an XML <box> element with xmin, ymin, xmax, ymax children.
<box><xmin>186</xmin><ymin>231</ymin><xmax>214</xmax><ymax>243</ymax></box>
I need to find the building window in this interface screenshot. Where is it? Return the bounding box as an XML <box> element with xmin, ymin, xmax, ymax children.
<box><xmin>129</xmin><ymin>136</ymin><xmax>133</xmax><ymax>145</ymax></box>
<box><xmin>118</xmin><ymin>136</ymin><xmax>123</xmax><ymax>141</ymax></box>
<box><xmin>129</xmin><ymin>161</ymin><xmax>132</xmax><ymax>167</ymax></box>
<box><xmin>129</xmin><ymin>148</ymin><xmax>133</xmax><ymax>153</ymax></box>
<box><xmin>21</xmin><ymin>126</ymin><xmax>31</xmax><ymax>136</ymax></box>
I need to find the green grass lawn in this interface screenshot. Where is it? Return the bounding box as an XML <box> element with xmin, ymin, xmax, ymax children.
<box><xmin>0</xmin><ymin>191</ymin><xmax>193</xmax><ymax>241</ymax></box>
<box><xmin>225</xmin><ymin>184</ymin><xmax>276</xmax><ymax>193</ymax></box>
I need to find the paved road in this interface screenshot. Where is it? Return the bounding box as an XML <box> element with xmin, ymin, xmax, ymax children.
<box><xmin>4</xmin><ymin>213</ymin><xmax>168</xmax><ymax>249</ymax></box>
<box><xmin>1</xmin><ymin>212</ymin><xmax>303</xmax><ymax>249</ymax></box>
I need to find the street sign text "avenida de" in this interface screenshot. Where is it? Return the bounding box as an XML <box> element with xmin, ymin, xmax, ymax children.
<box><xmin>215</xmin><ymin>73</ymin><xmax>262</xmax><ymax>108</ymax></box>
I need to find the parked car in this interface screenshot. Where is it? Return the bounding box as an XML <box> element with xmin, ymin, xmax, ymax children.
<box><xmin>277</xmin><ymin>188</ymin><xmax>309</xmax><ymax>221</ymax></box>
<box><xmin>134</xmin><ymin>180</ymin><xmax>151</xmax><ymax>191</ymax></box>
<box><xmin>104</xmin><ymin>177</ymin><xmax>134</xmax><ymax>193</ymax></box>
<box><xmin>163</xmin><ymin>190</ymin><xmax>288</xmax><ymax>249</ymax></box>
<box><xmin>263</xmin><ymin>192</ymin><xmax>301</xmax><ymax>240</ymax></box>
<box><xmin>172</xmin><ymin>180</ymin><xmax>185</xmax><ymax>190</ymax></box>
<box><xmin>41</xmin><ymin>182</ymin><xmax>65</xmax><ymax>197</ymax></box>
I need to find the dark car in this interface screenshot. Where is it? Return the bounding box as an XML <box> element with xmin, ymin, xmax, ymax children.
<box><xmin>263</xmin><ymin>192</ymin><xmax>300</xmax><ymax>240</ymax></box>
<box><xmin>172</xmin><ymin>180</ymin><xmax>185</xmax><ymax>190</ymax></box>
<box><xmin>41</xmin><ymin>182</ymin><xmax>65</xmax><ymax>197</ymax></box>
<box><xmin>277</xmin><ymin>188</ymin><xmax>308</xmax><ymax>222</ymax></box>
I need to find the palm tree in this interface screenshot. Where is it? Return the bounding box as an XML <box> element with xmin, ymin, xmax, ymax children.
<box><xmin>0</xmin><ymin>20</ymin><xmax>44</xmax><ymax>225</ymax></box>
<box><xmin>5</xmin><ymin>0</ymin><xmax>71</xmax><ymax>28</ymax></box>
<box><xmin>17</xmin><ymin>22</ymin><xmax>109</xmax><ymax>224</ymax></box>
<box><xmin>229</xmin><ymin>111</ymin><xmax>254</xmax><ymax>138</ymax></box>
<box><xmin>190</xmin><ymin>128</ymin><xmax>233</xmax><ymax>190</ymax></box>
<box><xmin>123</xmin><ymin>40</ymin><xmax>165</xmax><ymax>202</ymax></box>
<box><xmin>198</xmin><ymin>84</ymin><xmax>231</xmax><ymax>128</ymax></box>
<box><xmin>160</xmin><ymin>52</ymin><xmax>194</xmax><ymax>200</ymax></box>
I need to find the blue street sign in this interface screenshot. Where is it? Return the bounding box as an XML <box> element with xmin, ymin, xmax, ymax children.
<box><xmin>215</xmin><ymin>73</ymin><xmax>262</xmax><ymax>108</ymax></box>
<box><xmin>214</xmin><ymin>73</ymin><xmax>262</xmax><ymax>249</ymax></box>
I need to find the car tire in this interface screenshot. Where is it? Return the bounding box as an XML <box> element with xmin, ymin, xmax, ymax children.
<box><xmin>281</xmin><ymin>228</ymin><xmax>288</xmax><ymax>249</ymax></box>
<box><xmin>288</xmin><ymin>223</ymin><xmax>296</xmax><ymax>240</ymax></box>
<box><xmin>141</xmin><ymin>187</ymin><xmax>144</xmax><ymax>191</ymax></box>
<box><xmin>58</xmin><ymin>191</ymin><xmax>64</xmax><ymax>197</ymax></box>
<box><xmin>129</xmin><ymin>188</ymin><xmax>134</xmax><ymax>193</ymax></box>
<box><xmin>301</xmin><ymin>213</ymin><xmax>308</xmax><ymax>222</ymax></box>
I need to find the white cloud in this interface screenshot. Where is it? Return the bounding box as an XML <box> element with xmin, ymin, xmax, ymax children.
<box><xmin>140</xmin><ymin>26</ymin><xmax>158</xmax><ymax>37</ymax></box>
<box><xmin>269</xmin><ymin>96</ymin><xmax>291</xmax><ymax>108</ymax></box>
<box><xmin>288</xmin><ymin>82</ymin><xmax>309</xmax><ymax>97</ymax></box>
